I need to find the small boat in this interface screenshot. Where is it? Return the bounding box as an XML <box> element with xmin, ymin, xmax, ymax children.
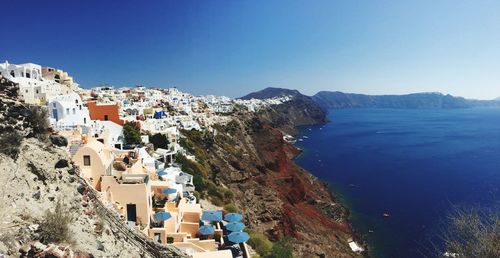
<box><xmin>303</xmin><ymin>136</ymin><xmax>309</xmax><ymax>139</ymax></box>
<box><xmin>383</xmin><ymin>213</ymin><xmax>390</xmax><ymax>218</ymax></box>
<box><xmin>368</xmin><ymin>230</ymin><xmax>374</xmax><ymax>233</ymax></box>
<box><xmin>283</xmin><ymin>135</ymin><xmax>296</xmax><ymax>144</ymax></box>
<box><xmin>298</xmin><ymin>139</ymin><xmax>304</xmax><ymax>142</ymax></box>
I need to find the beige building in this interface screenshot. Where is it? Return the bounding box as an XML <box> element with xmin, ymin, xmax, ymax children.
<box><xmin>72</xmin><ymin>137</ymin><xmax>248</xmax><ymax>257</ymax></box>
<box><xmin>42</xmin><ymin>66</ymin><xmax>77</xmax><ymax>90</ymax></box>
<box><xmin>73</xmin><ymin>139</ymin><xmax>114</xmax><ymax>189</ymax></box>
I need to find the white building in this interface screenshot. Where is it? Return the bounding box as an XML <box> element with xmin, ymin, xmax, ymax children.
<box><xmin>90</xmin><ymin>120</ymin><xmax>125</xmax><ymax>150</ymax></box>
<box><xmin>0</xmin><ymin>61</ymin><xmax>65</xmax><ymax>104</ymax></box>
<box><xmin>48</xmin><ymin>92</ymin><xmax>91</xmax><ymax>130</ymax></box>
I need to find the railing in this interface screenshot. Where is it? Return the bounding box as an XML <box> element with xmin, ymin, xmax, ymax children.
<box><xmin>79</xmin><ymin>177</ymin><xmax>189</xmax><ymax>257</ymax></box>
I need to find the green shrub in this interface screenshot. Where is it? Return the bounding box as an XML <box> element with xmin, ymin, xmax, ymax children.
<box><xmin>193</xmin><ymin>191</ymin><xmax>201</xmax><ymax>202</ymax></box>
<box><xmin>177</xmin><ymin>154</ymin><xmax>209</xmax><ymax>194</ymax></box>
<box><xmin>179</xmin><ymin>130</ymin><xmax>212</xmax><ymax>161</ymax></box>
<box><xmin>150</xmin><ymin>133</ymin><xmax>170</xmax><ymax>150</ymax></box>
<box><xmin>269</xmin><ymin>237</ymin><xmax>293</xmax><ymax>258</ymax></box>
<box><xmin>223</xmin><ymin>203</ymin><xmax>238</xmax><ymax>213</ymax></box>
<box><xmin>247</xmin><ymin>229</ymin><xmax>273</xmax><ymax>258</ymax></box>
<box><xmin>222</xmin><ymin>188</ymin><xmax>235</xmax><ymax>201</ymax></box>
<box><xmin>37</xmin><ymin>201</ymin><xmax>73</xmax><ymax>244</ymax></box>
<box><xmin>29</xmin><ymin>106</ymin><xmax>50</xmax><ymax>140</ymax></box>
<box><xmin>0</xmin><ymin>130</ymin><xmax>22</xmax><ymax>159</ymax></box>
<box><xmin>123</xmin><ymin>122</ymin><xmax>141</xmax><ymax>144</ymax></box>
<box><xmin>441</xmin><ymin>207</ymin><xmax>500</xmax><ymax>257</ymax></box>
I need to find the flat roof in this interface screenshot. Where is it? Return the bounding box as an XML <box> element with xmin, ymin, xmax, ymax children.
<box><xmin>192</xmin><ymin>250</ymin><xmax>232</xmax><ymax>258</ymax></box>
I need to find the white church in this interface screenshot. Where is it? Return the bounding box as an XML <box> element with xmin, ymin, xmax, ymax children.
<box><xmin>47</xmin><ymin>91</ymin><xmax>91</xmax><ymax>130</ymax></box>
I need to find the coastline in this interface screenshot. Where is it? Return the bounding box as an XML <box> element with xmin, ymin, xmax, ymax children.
<box><xmin>285</xmin><ymin>120</ymin><xmax>368</xmax><ymax>256</ymax></box>
<box><xmin>293</xmin><ymin>124</ymin><xmax>370</xmax><ymax>257</ymax></box>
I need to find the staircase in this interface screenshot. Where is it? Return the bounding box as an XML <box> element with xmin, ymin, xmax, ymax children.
<box><xmin>69</xmin><ymin>143</ymin><xmax>82</xmax><ymax>156</ymax></box>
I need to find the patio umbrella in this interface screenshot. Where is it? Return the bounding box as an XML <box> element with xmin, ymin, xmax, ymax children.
<box><xmin>224</xmin><ymin>213</ymin><xmax>243</xmax><ymax>222</ymax></box>
<box><xmin>153</xmin><ymin>212</ymin><xmax>172</xmax><ymax>221</ymax></box>
<box><xmin>228</xmin><ymin>231</ymin><xmax>250</xmax><ymax>244</ymax></box>
<box><xmin>202</xmin><ymin>211</ymin><xmax>223</xmax><ymax>221</ymax></box>
<box><xmin>198</xmin><ymin>225</ymin><xmax>215</xmax><ymax>236</ymax></box>
<box><xmin>225</xmin><ymin>222</ymin><xmax>245</xmax><ymax>232</ymax></box>
<box><xmin>162</xmin><ymin>188</ymin><xmax>177</xmax><ymax>194</ymax></box>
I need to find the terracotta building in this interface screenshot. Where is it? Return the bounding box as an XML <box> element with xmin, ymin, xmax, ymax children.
<box><xmin>87</xmin><ymin>101</ymin><xmax>125</xmax><ymax>125</ymax></box>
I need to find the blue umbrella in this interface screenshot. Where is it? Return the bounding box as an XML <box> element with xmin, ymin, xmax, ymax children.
<box><xmin>162</xmin><ymin>188</ymin><xmax>177</xmax><ymax>194</ymax></box>
<box><xmin>224</xmin><ymin>213</ymin><xmax>243</xmax><ymax>222</ymax></box>
<box><xmin>198</xmin><ymin>225</ymin><xmax>215</xmax><ymax>235</ymax></box>
<box><xmin>228</xmin><ymin>231</ymin><xmax>250</xmax><ymax>244</ymax></box>
<box><xmin>154</xmin><ymin>212</ymin><xmax>172</xmax><ymax>221</ymax></box>
<box><xmin>202</xmin><ymin>211</ymin><xmax>223</xmax><ymax>221</ymax></box>
<box><xmin>225</xmin><ymin>222</ymin><xmax>245</xmax><ymax>232</ymax></box>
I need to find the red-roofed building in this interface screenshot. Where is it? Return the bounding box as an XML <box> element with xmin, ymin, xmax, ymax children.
<box><xmin>87</xmin><ymin>101</ymin><xmax>124</xmax><ymax>125</ymax></box>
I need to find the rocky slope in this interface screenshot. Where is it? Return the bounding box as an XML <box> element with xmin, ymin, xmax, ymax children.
<box><xmin>184</xmin><ymin>94</ymin><xmax>360</xmax><ymax>257</ymax></box>
<box><xmin>0</xmin><ymin>77</ymin><xmax>188</xmax><ymax>258</ymax></box>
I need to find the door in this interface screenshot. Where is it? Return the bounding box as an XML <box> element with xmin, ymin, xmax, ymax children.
<box><xmin>52</xmin><ymin>109</ymin><xmax>58</xmax><ymax>121</ymax></box>
<box><xmin>126</xmin><ymin>204</ymin><xmax>137</xmax><ymax>222</ymax></box>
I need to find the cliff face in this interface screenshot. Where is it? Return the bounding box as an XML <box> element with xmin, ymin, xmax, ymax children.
<box><xmin>185</xmin><ymin>96</ymin><xmax>356</xmax><ymax>257</ymax></box>
<box><xmin>0</xmin><ymin>77</ymin><xmax>187</xmax><ymax>258</ymax></box>
<box><xmin>240</xmin><ymin>87</ymin><xmax>328</xmax><ymax>129</ymax></box>
<box><xmin>313</xmin><ymin>91</ymin><xmax>500</xmax><ymax>109</ymax></box>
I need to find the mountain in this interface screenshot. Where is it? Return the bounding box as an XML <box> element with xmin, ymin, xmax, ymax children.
<box><xmin>240</xmin><ymin>87</ymin><xmax>327</xmax><ymax>126</ymax></box>
<box><xmin>239</xmin><ymin>87</ymin><xmax>303</xmax><ymax>100</ymax></box>
<box><xmin>313</xmin><ymin>91</ymin><xmax>500</xmax><ymax>109</ymax></box>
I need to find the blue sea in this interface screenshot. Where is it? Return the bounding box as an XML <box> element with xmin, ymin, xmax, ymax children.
<box><xmin>295</xmin><ymin>108</ymin><xmax>500</xmax><ymax>258</ymax></box>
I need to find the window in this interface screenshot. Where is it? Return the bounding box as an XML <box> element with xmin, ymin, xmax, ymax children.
<box><xmin>72</xmin><ymin>108</ymin><xmax>76</xmax><ymax>115</ymax></box>
<box><xmin>104</xmin><ymin>115</ymin><xmax>109</xmax><ymax>121</ymax></box>
<box><xmin>10</xmin><ymin>71</ymin><xmax>14</xmax><ymax>77</ymax></box>
<box><xmin>66</xmin><ymin>108</ymin><xmax>70</xmax><ymax>115</ymax></box>
<box><xmin>83</xmin><ymin>117</ymin><xmax>86</xmax><ymax>124</ymax></box>
<box><xmin>26</xmin><ymin>72</ymin><xmax>30</xmax><ymax>78</ymax></box>
<box><xmin>35</xmin><ymin>90</ymin><xmax>39</xmax><ymax>94</ymax></box>
<box><xmin>75</xmin><ymin>99</ymin><xmax>79</xmax><ymax>104</ymax></box>
<box><xmin>53</xmin><ymin>103</ymin><xmax>56</xmax><ymax>108</ymax></box>
<box><xmin>83</xmin><ymin>155</ymin><xmax>91</xmax><ymax>166</ymax></box>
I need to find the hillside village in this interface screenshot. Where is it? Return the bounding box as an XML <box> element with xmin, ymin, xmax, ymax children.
<box><xmin>0</xmin><ymin>61</ymin><xmax>295</xmax><ymax>258</ymax></box>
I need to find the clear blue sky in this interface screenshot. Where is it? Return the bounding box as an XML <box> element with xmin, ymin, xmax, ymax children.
<box><xmin>2</xmin><ymin>0</ymin><xmax>500</xmax><ymax>99</ymax></box>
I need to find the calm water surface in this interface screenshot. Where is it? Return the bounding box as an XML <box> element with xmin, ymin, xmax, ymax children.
<box><xmin>295</xmin><ymin>108</ymin><xmax>500</xmax><ymax>258</ymax></box>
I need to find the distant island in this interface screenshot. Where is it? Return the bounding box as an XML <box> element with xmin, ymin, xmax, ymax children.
<box><xmin>241</xmin><ymin>87</ymin><xmax>500</xmax><ymax>109</ymax></box>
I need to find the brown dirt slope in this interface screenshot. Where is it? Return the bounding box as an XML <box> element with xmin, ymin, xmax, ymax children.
<box><xmin>184</xmin><ymin>100</ymin><xmax>359</xmax><ymax>258</ymax></box>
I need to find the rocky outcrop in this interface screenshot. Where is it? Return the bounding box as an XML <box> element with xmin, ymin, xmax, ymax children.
<box><xmin>0</xmin><ymin>78</ymin><xmax>188</xmax><ymax>258</ymax></box>
<box><xmin>185</xmin><ymin>96</ymin><xmax>358</xmax><ymax>257</ymax></box>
